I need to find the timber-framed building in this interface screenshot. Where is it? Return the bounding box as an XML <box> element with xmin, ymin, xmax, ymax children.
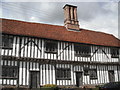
<box><xmin>0</xmin><ymin>4</ymin><xmax>120</xmax><ymax>88</ymax></box>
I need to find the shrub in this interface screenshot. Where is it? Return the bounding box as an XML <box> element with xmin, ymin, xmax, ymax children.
<box><xmin>43</xmin><ymin>84</ymin><xmax>58</xmax><ymax>88</ymax></box>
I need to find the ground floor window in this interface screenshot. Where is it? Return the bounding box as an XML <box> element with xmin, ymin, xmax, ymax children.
<box><xmin>84</xmin><ymin>67</ymin><xmax>89</xmax><ymax>75</ymax></box>
<box><xmin>89</xmin><ymin>69</ymin><xmax>97</xmax><ymax>79</ymax></box>
<box><xmin>2</xmin><ymin>65</ymin><xmax>18</xmax><ymax>78</ymax></box>
<box><xmin>56</xmin><ymin>68</ymin><xmax>71</xmax><ymax>80</ymax></box>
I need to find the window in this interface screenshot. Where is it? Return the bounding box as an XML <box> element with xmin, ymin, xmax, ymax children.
<box><xmin>2</xmin><ymin>66</ymin><xmax>18</xmax><ymax>78</ymax></box>
<box><xmin>74</xmin><ymin>44</ymin><xmax>91</xmax><ymax>57</ymax></box>
<box><xmin>89</xmin><ymin>69</ymin><xmax>97</xmax><ymax>79</ymax></box>
<box><xmin>2</xmin><ymin>35</ymin><xmax>13</xmax><ymax>49</ymax></box>
<box><xmin>84</xmin><ymin>67</ymin><xmax>89</xmax><ymax>75</ymax></box>
<box><xmin>45</xmin><ymin>40</ymin><xmax>57</xmax><ymax>54</ymax></box>
<box><xmin>111</xmin><ymin>48</ymin><xmax>119</xmax><ymax>58</ymax></box>
<box><xmin>56</xmin><ymin>68</ymin><xmax>71</xmax><ymax>80</ymax></box>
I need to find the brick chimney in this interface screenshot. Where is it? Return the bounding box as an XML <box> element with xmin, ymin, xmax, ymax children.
<box><xmin>63</xmin><ymin>4</ymin><xmax>80</xmax><ymax>31</ymax></box>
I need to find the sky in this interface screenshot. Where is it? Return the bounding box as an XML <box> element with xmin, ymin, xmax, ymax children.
<box><xmin>0</xmin><ymin>0</ymin><xmax>120</xmax><ymax>38</ymax></box>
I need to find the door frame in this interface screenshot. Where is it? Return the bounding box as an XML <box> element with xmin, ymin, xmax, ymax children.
<box><xmin>75</xmin><ymin>71</ymin><xmax>83</xmax><ymax>87</ymax></box>
<box><xmin>108</xmin><ymin>70</ymin><xmax>115</xmax><ymax>82</ymax></box>
<box><xmin>29</xmin><ymin>70</ymin><xmax>40</xmax><ymax>88</ymax></box>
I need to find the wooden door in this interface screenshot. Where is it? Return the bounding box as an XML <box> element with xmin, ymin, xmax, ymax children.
<box><xmin>76</xmin><ymin>72</ymin><xmax>83</xmax><ymax>87</ymax></box>
<box><xmin>30</xmin><ymin>71</ymin><xmax>39</xmax><ymax>88</ymax></box>
<box><xmin>108</xmin><ymin>70</ymin><xmax>115</xmax><ymax>82</ymax></box>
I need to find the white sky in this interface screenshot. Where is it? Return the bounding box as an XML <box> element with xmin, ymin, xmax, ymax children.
<box><xmin>0</xmin><ymin>0</ymin><xmax>120</xmax><ymax>38</ymax></box>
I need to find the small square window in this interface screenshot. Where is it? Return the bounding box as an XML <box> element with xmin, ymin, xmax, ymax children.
<box><xmin>45</xmin><ymin>40</ymin><xmax>57</xmax><ymax>54</ymax></box>
<box><xmin>2</xmin><ymin>65</ymin><xmax>18</xmax><ymax>78</ymax></box>
<box><xmin>74</xmin><ymin>44</ymin><xmax>91</xmax><ymax>57</ymax></box>
<box><xmin>56</xmin><ymin>68</ymin><xmax>71</xmax><ymax>80</ymax></box>
<box><xmin>89</xmin><ymin>69</ymin><xmax>97</xmax><ymax>79</ymax></box>
<box><xmin>110</xmin><ymin>48</ymin><xmax>119</xmax><ymax>58</ymax></box>
<box><xmin>2</xmin><ymin>35</ymin><xmax>13</xmax><ymax>49</ymax></box>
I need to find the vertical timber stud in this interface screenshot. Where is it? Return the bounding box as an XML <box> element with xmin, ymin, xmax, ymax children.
<box><xmin>17</xmin><ymin>37</ymin><xmax>22</xmax><ymax>88</ymax></box>
<box><xmin>117</xmin><ymin>65</ymin><xmax>120</xmax><ymax>81</ymax></box>
<box><xmin>54</xmin><ymin>64</ymin><xmax>57</xmax><ymax>85</ymax></box>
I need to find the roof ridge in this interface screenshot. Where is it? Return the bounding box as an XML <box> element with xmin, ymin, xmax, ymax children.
<box><xmin>0</xmin><ymin>18</ymin><xmax>65</xmax><ymax>28</ymax></box>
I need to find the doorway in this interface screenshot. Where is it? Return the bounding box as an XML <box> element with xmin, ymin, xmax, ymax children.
<box><xmin>76</xmin><ymin>72</ymin><xmax>83</xmax><ymax>87</ymax></box>
<box><xmin>108</xmin><ymin>70</ymin><xmax>115</xmax><ymax>82</ymax></box>
<box><xmin>29</xmin><ymin>71</ymin><xmax>40</xmax><ymax>88</ymax></box>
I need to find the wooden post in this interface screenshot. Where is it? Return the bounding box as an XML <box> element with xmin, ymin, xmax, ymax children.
<box><xmin>17</xmin><ymin>37</ymin><xmax>22</xmax><ymax>88</ymax></box>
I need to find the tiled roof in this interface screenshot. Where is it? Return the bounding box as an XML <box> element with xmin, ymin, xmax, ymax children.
<box><xmin>1</xmin><ymin>18</ymin><xmax>120</xmax><ymax>47</ymax></box>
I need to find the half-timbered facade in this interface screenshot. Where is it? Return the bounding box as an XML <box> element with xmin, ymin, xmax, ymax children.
<box><xmin>0</xmin><ymin>4</ymin><xmax>120</xmax><ymax>88</ymax></box>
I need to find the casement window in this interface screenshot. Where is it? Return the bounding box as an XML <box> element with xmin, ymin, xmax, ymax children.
<box><xmin>56</xmin><ymin>68</ymin><xmax>71</xmax><ymax>80</ymax></box>
<box><xmin>2</xmin><ymin>66</ymin><xmax>18</xmax><ymax>78</ymax></box>
<box><xmin>89</xmin><ymin>69</ymin><xmax>97</xmax><ymax>79</ymax></box>
<box><xmin>74</xmin><ymin>44</ymin><xmax>91</xmax><ymax>57</ymax></box>
<box><xmin>2</xmin><ymin>35</ymin><xmax>13</xmax><ymax>49</ymax></box>
<box><xmin>45</xmin><ymin>40</ymin><xmax>58</xmax><ymax>54</ymax></box>
<box><xmin>110</xmin><ymin>48</ymin><xmax>119</xmax><ymax>58</ymax></box>
<box><xmin>84</xmin><ymin>67</ymin><xmax>89</xmax><ymax>75</ymax></box>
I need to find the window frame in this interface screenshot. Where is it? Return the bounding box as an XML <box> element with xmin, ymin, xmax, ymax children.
<box><xmin>2</xmin><ymin>65</ymin><xmax>18</xmax><ymax>79</ymax></box>
<box><xmin>110</xmin><ymin>48</ymin><xmax>119</xmax><ymax>58</ymax></box>
<box><xmin>44</xmin><ymin>40</ymin><xmax>58</xmax><ymax>54</ymax></box>
<box><xmin>56</xmin><ymin>68</ymin><xmax>71</xmax><ymax>80</ymax></box>
<box><xmin>89</xmin><ymin>69</ymin><xmax>97</xmax><ymax>79</ymax></box>
<box><xmin>74</xmin><ymin>44</ymin><xmax>91</xmax><ymax>57</ymax></box>
<box><xmin>2</xmin><ymin>35</ymin><xmax>13</xmax><ymax>49</ymax></box>
<box><xmin>84</xmin><ymin>67</ymin><xmax>89</xmax><ymax>76</ymax></box>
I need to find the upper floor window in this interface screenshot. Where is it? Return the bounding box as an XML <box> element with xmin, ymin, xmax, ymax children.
<box><xmin>2</xmin><ymin>65</ymin><xmax>18</xmax><ymax>78</ymax></box>
<box><xmin>74</xmin><ymin>44</ymin><xmax>91</xmax><ymax>57</ymax></box>
<box><xmin>56</xmin><ymin>68</ymin><xmax>71</xmax><ymax>80</ymax></box>
<box><xmin>2</xmin><ymin>35</ymin><xmax>13</xmax><ymax>49</ymax></box>
<box><xmin>45</xmin><ymin>40</ymin><xmax>57</xmax><ymax>54</ymax></box>
<box><xmin>111</xmin><ymin>48</ymin><xmax>119</xmax><ymax>58</ymax></box>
